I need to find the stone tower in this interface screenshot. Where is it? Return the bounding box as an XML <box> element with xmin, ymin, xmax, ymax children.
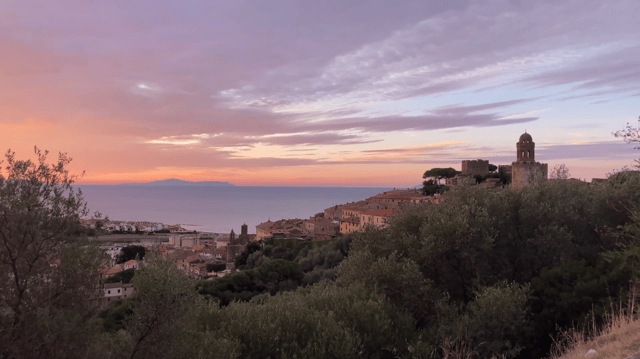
<box><xmin>511</xmin><ymin>132</ymin><xmax>548</xmax><ymax>189</ymax></box>
<box><xmin>238</xmin><ymin>223</ymin><xmax>249</xmax><ymax>245</ymax></box>
<box><xmin>516</xmin><ymin>132</ymin><xmax>535</xmax><ymax>162</ymax></box>
<box><xmin>229</xmin><ymin>229</ymin><xmax>236</xmax><ymax>244</ymax></box>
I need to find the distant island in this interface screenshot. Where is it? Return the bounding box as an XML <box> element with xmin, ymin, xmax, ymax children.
<box><xmin>120</xmin><ymin>179</ymin><xmax>235</xmax><ymax>186</ymax></box>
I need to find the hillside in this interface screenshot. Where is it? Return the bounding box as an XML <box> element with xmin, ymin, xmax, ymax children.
<box><xmin>552</xmin><ymin>315</ymin><xmax>640</xmax><ymax>359</ymax></box>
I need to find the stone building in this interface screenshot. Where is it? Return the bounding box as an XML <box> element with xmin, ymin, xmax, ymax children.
<box><xmin>461</xmin><ymin>159</ymin><xmax>489</xmax><ymax>176</ymax></box>
<box><xmin>226</xmin><ymin>224</ymin><xmax>250</xmax><ymax>266</ymax></box>
<box><xmin>511</xmin><ymin>132</ymin><xmax>547</xmax><ymax>189</ymax></box>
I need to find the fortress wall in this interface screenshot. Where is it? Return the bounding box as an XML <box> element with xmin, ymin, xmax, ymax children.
<box><xmin>512</xmin><ymin>162</ymin><xmax>548</xmax><ymax>189</ymax></box>
<box><xmin>461</xmin><ymin>160</ymin><xmax>489</xmax><ymax>176</ymax></box>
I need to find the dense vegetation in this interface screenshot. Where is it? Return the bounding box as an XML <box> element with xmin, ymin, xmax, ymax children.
<box><xmin>198</xmin><ymin>237</ymin><xmax>352</xmax><ymax>305</ymax></box>
<box><xmin>116</xmin><ymin>245</ymin><xmax>146</xmax><ymax>264</ymax></box>
<box><xmin>3</xmin><ymin>146</ymin><xmax>640</xmax><ymax>359</ymax></box>
<box><xmin>338</xmin><ymin>171</ymin><xmax>640</xmax><ymax>358</ymax></box>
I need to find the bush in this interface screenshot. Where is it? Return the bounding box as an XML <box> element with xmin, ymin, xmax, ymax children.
<box><xmin>195</xmin><ymin>283</ymin><xmax>419</xmax><ymax>359</ymax></box>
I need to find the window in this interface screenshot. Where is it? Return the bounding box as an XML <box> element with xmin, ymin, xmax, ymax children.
<box><xmin>118</xmin><ymin>289</ymin><xmax>121</xmax><ymax>293</ymax></box>
<box><xmin>108</xmin><ymin>290</ymin><xmax>111</xmax><ymax>294</ymax></box>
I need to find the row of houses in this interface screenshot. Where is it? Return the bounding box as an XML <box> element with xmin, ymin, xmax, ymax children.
<box><xmin>80</xmin><ymin>218</ymin><xmax>169</xmax><ymax>233</ymax></box>
<box><xmin>255</xmin><ymin>189</ymin><xmax>441</xmax><ymax>239</ymax></box>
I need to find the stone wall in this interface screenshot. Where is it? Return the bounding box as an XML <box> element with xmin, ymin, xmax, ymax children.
<box><xmin>512</xmin><ymin>162</ymin><xmax>548</xmax><ymax>189</ymax></box>
<box><xmin>462</xmin><ymin>160</ymin><xmax>489</xmax><ymax>176</ymax></box>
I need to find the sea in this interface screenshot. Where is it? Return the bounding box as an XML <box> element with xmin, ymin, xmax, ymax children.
<box><xmin>78</xmin><ymin>185</ymin><xmax>395</xmax><ymax>234</ymax></box>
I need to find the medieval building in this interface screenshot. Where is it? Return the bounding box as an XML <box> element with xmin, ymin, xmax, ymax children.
<box><xmin>226</xmin><ymin>223</ymin><xmax>250</xmax><ymax>268</ymax></box>
<box><xmin>461</xmin><ymin>159</ymin><xmax>489</xmax><ymax>177</ymax></box>
<box><xmin>511</xmin><ymin>132</ymin><xmax>548</xmax><ymax>189</ymax></box>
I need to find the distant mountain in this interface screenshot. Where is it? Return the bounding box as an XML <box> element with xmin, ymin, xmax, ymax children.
<box><xmin>121</xmin><ymin>179</ymin><xmax>235</xmax><ymax>186</ymax></box>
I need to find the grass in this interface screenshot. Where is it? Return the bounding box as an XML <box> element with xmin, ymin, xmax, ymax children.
<box><xmin>550</xmin><ymin>290</ymin><xmax>640</xmax><ymax>359</ymax></box>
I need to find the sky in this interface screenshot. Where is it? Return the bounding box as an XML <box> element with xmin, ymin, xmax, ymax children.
<box><xmin>1</xmin><ymin>0</ymin><xmax>639</xmax><ymax>186</ymax></box>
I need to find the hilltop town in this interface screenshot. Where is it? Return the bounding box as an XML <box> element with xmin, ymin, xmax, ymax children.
<box><xmin>92</xmin><ymin>132</ymin><xmax>606</xmax><ymax>305</ymax></box>
<box><xmin>92</xmin><ymin>187</ymin><xmax>439</xmax><ymax>294</ymax></box>
<box><xmin>5</xmin><ymin>129</ymin><xmax>639</xmax><ymax>359</ymax></box>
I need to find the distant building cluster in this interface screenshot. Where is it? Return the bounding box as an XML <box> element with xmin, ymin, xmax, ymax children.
<box><xmin>80</xmin><ymin>219</ymin><xmax>169</xmax><ymax>233</ymax></box>
<box><xmin>93</xmin><ymin>131</ymin><xmax>607</xmax><ymax>308</ymax></box>
<box><xmin>255</xmin><ymin>189</ymin><xmax>440</xmax><ymax>239</ymax></box>
<box><xmin>446</xmin><ymin>132</ymin><xmax>550</xmax><ymax>189</ymax></box>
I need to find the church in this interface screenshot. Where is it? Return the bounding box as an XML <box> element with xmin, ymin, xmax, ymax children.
<box><xmin>511</xmin><ymin>132</ymin><xmax>548</xmax><ymax>188</ymax></box>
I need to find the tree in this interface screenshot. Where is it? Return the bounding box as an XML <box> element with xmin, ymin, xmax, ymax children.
<box><xmin>422</xmin><ymin>179</ymin><xmax>448</xmax><ymax>196</ymax></box>
<box><xmin>234</xmin><ymin>241</ymin><xmax>262</xmax><ymax>269</ymax></box>
<box><xmin>473</xmin><ymin>174</ymin><xmax>486</xmax><ymax>184</ymax></box>
<box><xmin>0</xmin><ymin>147</ymin><xmax>104</xmax><ymax>358</ymax></box>
<box><xmin>118</xmin><ymin>254</ymin><xmax>199</xmax><ymax>359</ymax></box>
<box><xmin>549</xmin><ymin>163</ymin><xmax>571</xmax><ymax>180</ymax></box>
<box><xmin>116</xmin><ymin>245</ymin><xmax>146</xmax><ymax>264</ymax></box>
<box><xmin>422</xmin><ymin>167</ymin><xmax>458</xmax><ymax>185</ymax></box>
<box><xmin>488</xmin><ymin>163</ymin><xmax>498</xmax><ymax>172</ymax></box>
<box><xmin>105</xmin><ymin>268</ymin><xmax>136</xmax><ymax>284</ymax></box>
<box><xmin>206</xmin><ymin>263</ymin><xmax>227</xmax><ymax>272</ymax></box>
<box><xmin>613</xmin><ymin>117</ymin><xmax>640</xmax><ymax>167</ymax></box>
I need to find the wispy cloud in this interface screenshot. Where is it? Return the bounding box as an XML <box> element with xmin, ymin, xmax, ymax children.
<box><xmin>2</xmin><ymin>0</ymin><xmax>638</xmax><ymax>184</ymax></box>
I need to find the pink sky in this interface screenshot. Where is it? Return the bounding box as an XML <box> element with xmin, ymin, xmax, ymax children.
<box><xmin>1</xmin><ymin>0</ymin><xmax>639</xmax><ymax>186</ymax></box>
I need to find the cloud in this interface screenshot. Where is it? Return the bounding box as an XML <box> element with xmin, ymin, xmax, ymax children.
<box><xmin>2</xmin><ymin>0</ymin><xmax>638</xmax><ymax>185</ymax></box>
<box><xmin>537</xmin><ymin>142</ymin><xmax>638</xmax><ymax>161</ymax></box>
<box><xmin>219</xmin><ymin>0</ymin><xmax>640</xmax><ymax>114</ymax></box>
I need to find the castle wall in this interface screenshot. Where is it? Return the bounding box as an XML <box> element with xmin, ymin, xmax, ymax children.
<box><xmin>511</xmin><ymin>162</ymin><xmax>548</xmax><ymax>189</ymax></box>
<box><xmin>461</xmin><ymin>160</ymin><xmax>489</xmax><ymax>176</ymax></box>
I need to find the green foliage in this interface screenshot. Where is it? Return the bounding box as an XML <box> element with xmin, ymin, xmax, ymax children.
<box><xmin>499</xmin><ymin>166</ymin><xmax>512</xmax><ymax>184</ymax></box>
<box><xmin>239</xmin><ymin>236</ymin><xmax>352</xmax><ymax>288</ymax></box>
<box><xmin>116</xmin><ymin>245</ymin><xmax>146</xmax><ymax>264</ymax></box>
<box><xmin>422</xmin><ymin>179</ymin><xmax>449</xmax><ymax>196</ymax></box>
<box><xmin>528</xmin><ymin>255</ymin><xmax>635</xmax><ymax>357</ymax></box>
<box><xmin>437</xmin><ymin>282</ymin><xmax>531</xmax><ymax>359</ymax></box>
<box><xmin>0</xmin><ymin>147</ymin><xmax>105</xmax><ymax>358</ymax></box>
<box><xmin>104</xmin><ymin>268</ymin><xmax>135</xmax><ymax>284</ymax></box>
<box><xmin>99</xmin><ymin>254</ymin><xmax>200</xmax><ymax>359</ymax></box>
<box><xmin>473</xmin><ymin>174</ymin><xmax>485</xmax><ymax>183</ymax></box>
<box><xmin>339</xmin><ymin>173</ymin><xmax>640</xmax><ymax>358</ymax></box>
<box><xmin>197</xmin><ymin>259</ymin><xmax>304</xmax><ymax>305</ymax></box>
<box><xmin>195</xmin><ymin>283</ymin><xmax>419</xmax><ymax>359</ymax></box>
<box><xmin>488</xmin><ymin>163</ymin><xmax>498</xmax><ymax>172</ymax></box>
<box><xmin>234</xmin><ymin>241</ymin><xmax>262</xmax><ymax>268</ymax></box>
<box><xmin>467</xmin><ymin>282</ymin><xmax>531</xmax><ymax>358</ymax></box>
<box><xmin>423</xmin><ymin>167</ymin><xmax>459</xmax><ymax>184</ymax></box>
<box><xmin>206</xmin><ymin>263</ymin><xmax>227</xmax><ymax>272</ymax></box>
<box><xmin>99</xmin><ymin>300</ymin><xmax>133</xmax><ymax>333</ymax></box>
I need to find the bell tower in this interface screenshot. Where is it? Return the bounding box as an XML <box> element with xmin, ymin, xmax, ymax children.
<box><xmin>516</xmin><ymin>132</ymin><xmax>535</xmax><ymax>162</ymax></box>
<box><xmin>511</xmin><ymin>132</ymin><xmax>547</xmax><ymax>188</ymax></box>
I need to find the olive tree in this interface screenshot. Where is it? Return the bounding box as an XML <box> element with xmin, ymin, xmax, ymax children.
<box><xmin>0</xmin><ymin>147</ymin><xmax>104</xmax><ymax>358</ymax></box>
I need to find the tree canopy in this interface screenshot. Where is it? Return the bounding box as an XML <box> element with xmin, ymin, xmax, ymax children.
<box><xmin>116</xmin><ymin>245</ymin><xmax>146</xmax><ymax>264</ymax></box>
<box><xmin>422</xmin><ymin>167</ymin><xmax>459</xmax><ymax>184</ymax></box>
<box><xmin>0</xmin><ymin>147</ymin><xmax>104</xmax><ymax>358</ymax></box>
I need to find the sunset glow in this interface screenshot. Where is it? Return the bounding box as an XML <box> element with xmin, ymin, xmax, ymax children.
<box><xmin>2</xmin><ymin>0</ymin><xmax>639</xmax><ymax>186</ymax></box>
